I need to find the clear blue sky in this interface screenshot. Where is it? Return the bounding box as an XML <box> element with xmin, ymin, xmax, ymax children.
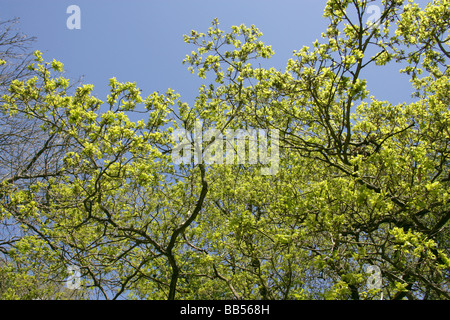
<box><xmin>0</xmin><ymin>0</ymin><xmax>434</xmax><ymax>300</ymax></box>
<box><xmin>1</xmin><ymin>0</ymin><xmax>431</xmax><ymax>108</ymax></box>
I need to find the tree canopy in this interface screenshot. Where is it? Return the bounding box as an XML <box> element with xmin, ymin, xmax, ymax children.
<box><xmin>0</xmin><ymin>0</ymin><xmax>449</xmax><ymax>300</ymax></box>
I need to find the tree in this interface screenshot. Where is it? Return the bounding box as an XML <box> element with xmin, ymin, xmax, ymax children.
<box><xmin>0</xmin><ymin>18</ymin><xmax>85</xmax><ymax>300</ymax></box>
<box><xmin>0</xmin><ymin>0</ymin><xmax>448</xmax><ymax>300</ymax></box>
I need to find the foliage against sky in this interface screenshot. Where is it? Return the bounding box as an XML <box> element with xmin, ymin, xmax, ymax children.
<box><xmin>0</xmin><ymin>0</ymin><xmax>449</xmax><ymax>300</ymax></box>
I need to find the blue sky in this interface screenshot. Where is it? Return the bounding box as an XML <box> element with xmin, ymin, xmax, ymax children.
<box><xmin>1</xmin><ymin>0</ymin><xmax>431</xmax><ymax>108</ymax></box>
<box><xmin>0</xmin><ymin>0</ymin><xmax>435</xmax><ymax>300</ymax></box>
